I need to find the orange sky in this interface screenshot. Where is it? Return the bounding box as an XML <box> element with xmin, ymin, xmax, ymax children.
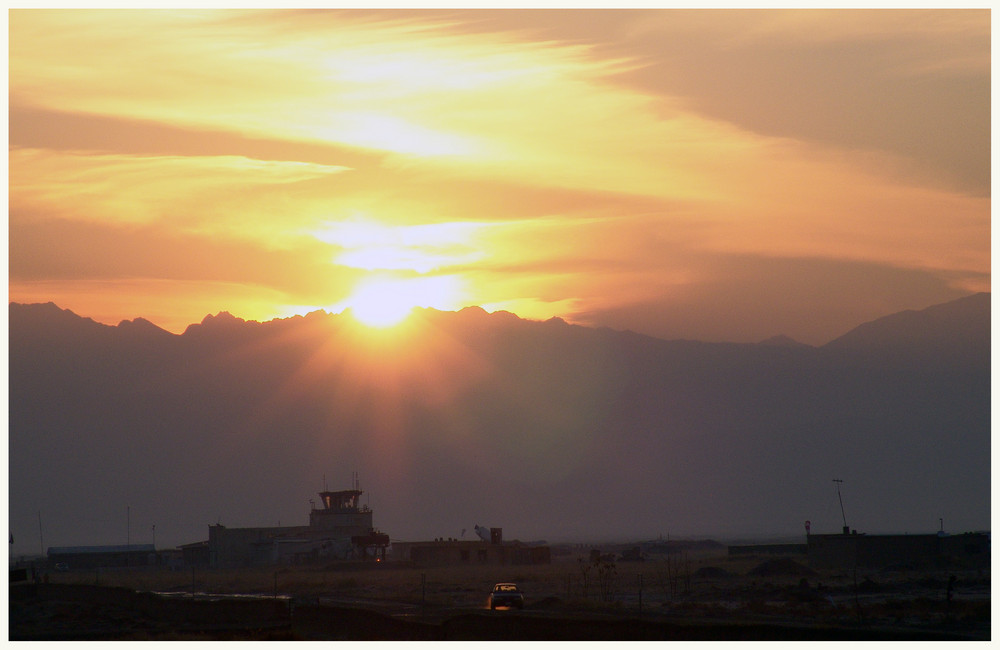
<box><xmin>8</xmin><ymin>9</ymin><xmax>990</xmax><ymax>344</ymax></box>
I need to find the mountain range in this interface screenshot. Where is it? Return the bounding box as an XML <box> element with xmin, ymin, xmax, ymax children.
<box><xmin>8</xmin><ymin>293</ymin><xmax>990</xmax><ymax>551</ymax></box>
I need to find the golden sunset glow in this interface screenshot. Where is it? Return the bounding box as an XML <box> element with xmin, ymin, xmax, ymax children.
<box><xmin>310</xmin><ymin>218</ymin><xmax>487</xmax><ymax>273</ymax></box>
<box><xmin>8</xmin><ymin>9</ymin><xmax>989</xmax><ymax>344</ymax></box>
<box><xmin>337</xmin><ymin>275</ymin><xmax>466</xmax><ymax>328</ymax></box>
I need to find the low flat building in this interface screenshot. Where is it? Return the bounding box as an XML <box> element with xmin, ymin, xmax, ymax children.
<box><xmin>728</xmin><ymin>543</ymin><xmax>807</xmax><ymax>557</ymax></box>
<box><xmin>47</xmin><ymin>544</ymin><xmax>157</xmax><ymax>570</ymax></box>
<box><xmin>208</xmin><ymin>487</ymin><xmax>390</xmax><ymax>568</ymax></box>
<box><xmin>179</xmin><ymin>540</ymin><xmax>210</xmax><ymax>566</ymax></box>
<box><xmin>392</xmin><ymin>529</ymin><xmax>550</xmax><ymax>566</ymax></box>
<box><xmin>807</xmin><ymin>531</ymin><xmax>989</xmax><ymax>570</ymax></box>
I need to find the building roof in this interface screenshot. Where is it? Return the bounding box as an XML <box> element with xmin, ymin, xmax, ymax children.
<box><xmin>178</xmin><ymin>540</ymin><xmax>209</xmax><ymax>549</ymax></box>
<box><xmin>48</xmin><ymin>544</ymin><xmax>156</xmax><ymax>555</ymax></box>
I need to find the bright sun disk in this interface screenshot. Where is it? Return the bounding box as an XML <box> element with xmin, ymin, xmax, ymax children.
<box><xmin>340</xmin><ymin>275</ymin><xmax>464</xmax><ymax>328</ymax></box>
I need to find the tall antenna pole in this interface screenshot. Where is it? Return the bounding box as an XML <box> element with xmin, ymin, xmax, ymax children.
<box><xmin>37</xmin><ymin>511</ymin><xmax>44</xmax><ymax>557</ymax></box>
<box><xmin>833</xmin><ymin>479</ymin><xmax>848</xmax><ymax>533</ymax></box>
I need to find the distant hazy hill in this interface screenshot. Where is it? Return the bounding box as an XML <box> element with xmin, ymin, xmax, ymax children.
<box><xmin>8</xmin><ymin>294</ymin><xmax>990</xmax><ymax>551</ymax></box>
<box><xmin>757</xmin><ymin>334</ymin><xmax>811</xmax><ymax>348</ymax></box>
<box><xmin>823</xmin><ymin>292</ymin><xmax>989</xmax><ymax>366</ymax></box>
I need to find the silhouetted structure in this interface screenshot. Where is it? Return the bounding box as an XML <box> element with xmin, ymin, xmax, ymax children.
<box><xmin>807</xmin><ymin>531</ymin><xmax>989</xmax><ymax>570</ymax></box>
<box><xmin>178</xmin><ymin>540</ymin><xmax>210</xmax><ymax>566</ymax></box>
<box><xmin>728</xmin><ymin>543</ymin><xmax>807</xmax><ymax>556</ymax></box>
<box><xmin>391</xmin><ymin>528</ymin><xmax>550</xmax><ymax>566</ymax></box>
<box><xmin>207</xmin><ymin>486</ymin><xmax>389</xmax><ymax>567</ymax></box>
<box><xmin>47</xmin><ymin>544</ymin><xmax>157</xmax><ymax>569</ymax></box>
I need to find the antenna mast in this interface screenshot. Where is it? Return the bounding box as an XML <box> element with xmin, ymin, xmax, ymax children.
<box><xmin>833</xmin><ymin>479</ymin><xmax>848</xmax><ymax>534</ymax></box>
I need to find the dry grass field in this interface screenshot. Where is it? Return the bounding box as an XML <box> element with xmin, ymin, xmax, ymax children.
<box><xmin>12</xmin><ymin>546</ymin><xmax>990</xmax><ymax>640</ymax></box>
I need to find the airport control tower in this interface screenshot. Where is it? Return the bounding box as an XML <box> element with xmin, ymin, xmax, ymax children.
<box><xmin>309</xmin><ymin>488</ymin><xmax>373</xmax><ymax>537</ymax></box>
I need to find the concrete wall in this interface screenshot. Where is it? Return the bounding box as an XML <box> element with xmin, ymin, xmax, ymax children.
<box><xmin>308</xmin><ymin>509</ymin><xmax>373</xmax><ymax>536</ymax></box>
<box><xmin>180</xmin><ymin>542</ymin><xmax>210</xmax><ymax>566</ymax></box>
<box><xmin>208</xmin><ymin>525</ymin><xmax>376</xmax><ymax>567</ymax></box>
<box><xmin>46</xmin><ymin>550</ymin><xmax>157</xmax><ymax>570</ymax></box>
<box><xmin>728</xmin><ymin>544</ymin><xmax>807</xmax><ymax>556</ymax></box>
<box><xmin>807</xmin><ymin>532</ymin><xmax>989</xmax><ymax>570</ymax></box>
<box><xmin>208</xmin><ymin>525</ymin><xmax>311</xmax><ymax>568</ymax></box>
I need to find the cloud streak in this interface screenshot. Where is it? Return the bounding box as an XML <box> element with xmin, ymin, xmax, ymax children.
<box><xmin>8</xmin><ymin>9</ymin><xmax>989</xmax><ymax>343</ymax></box>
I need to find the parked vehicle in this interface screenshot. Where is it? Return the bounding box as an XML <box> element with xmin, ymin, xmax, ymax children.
<box><xmin>489</xmin><ymin>582</ymin><xmax>524</xmax><ymax>609</ymax></box>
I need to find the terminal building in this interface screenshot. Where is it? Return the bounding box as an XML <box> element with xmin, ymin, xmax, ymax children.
<box><xmin>208</xmin><ymin>486</ymin><xmax>389</xmax><ymax>567</ymax></box>
<box><xmin>391</xmin><ymin>526</ymin><xmax>551</xmax><ymax>566</ymax></box>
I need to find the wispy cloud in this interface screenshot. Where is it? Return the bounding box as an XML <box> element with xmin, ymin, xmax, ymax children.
<box><xmin>8</xmin><ymin>9</ymin><xmax>989</xmax><ymax>342</ymax></box>
<box><xmin>10</xmin><ymin>148</ymin><xmax>349</xmax><ymax>242</ymax></box>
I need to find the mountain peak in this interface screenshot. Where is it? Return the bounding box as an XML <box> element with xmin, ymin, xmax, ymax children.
<box><xmin>757</xmin><ymin>334</ymin><xmax>810</xmax><ymax>348</ymax></box>
<box><xmin>202</xmin><ymin>311</ymin><xmax>245</xmax><ymax>326</ymax></box>
<box><xmin>9</xmin><ymin>301</ymin><xmax>107</xmax><ymax>336</ymax></box>
<box><xmin>822</xmin><ymin>292</ymin><xmax>989</xmax><ymax>366</ymax></box>
<box><xmin>182</xmin><ymin>311</ymin><xmax>250</xmax><ymax>336</ymax></box>
<box><xmin>116</xmin><ymin>317</ymin><xmax>174</xmax><ymax>338</ymax></box>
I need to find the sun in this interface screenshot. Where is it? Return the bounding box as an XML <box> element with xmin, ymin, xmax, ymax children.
<box><xmin>341</xmin><ymin>275</ymin><xmax>464</xmax><ymax>328</ymax></box>
<box><xmin>350</xmin><ymin>283</ymin><xmax>414</xmax><ymax>327</ymax></box>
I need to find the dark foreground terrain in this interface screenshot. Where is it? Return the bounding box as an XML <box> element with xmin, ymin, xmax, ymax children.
<box><xmin>9</xmin><ymin>554</ymin><xmax>990</xmax><ymax>641</ymax></box>
<box><xmin>9</xmin><ymin>582</ymin><xmax>984</xmax><ymax>641</ymax></box>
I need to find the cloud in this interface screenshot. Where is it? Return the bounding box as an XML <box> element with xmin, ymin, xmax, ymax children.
<box><xmin>10</xmin><ymin>147</ymin><xmax>349</xmax><ymax>241</ymax></box>
<box><xmin>10</xmin><ymin>9</ymin><xmax>591</xmax><ymax>159</ymax></box>
<box><xmin>569</xmin><ymin>254</ymin><xmax>974</xmax><ymax>345</ymax></box>
<box><xmin>8</xmin><ymin>214</ymin><xmax>365</xmax><ymax>332</ymax></box>
<box><xmin>610</xmin><ymin>9</ymin><xmax>990</xmax><ymax>195</ymax></box>
<box><xmin>8</xmin><ymin>9</ymin><xmax>990</xmax><ymax>343</ymax></box>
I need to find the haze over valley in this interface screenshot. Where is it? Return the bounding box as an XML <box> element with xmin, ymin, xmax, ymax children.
<box><xmin>8</xmin><ymin>9</ymin><xmax>991</xmax><ymax>566</ymax></box>
<box><xmin>8</xmin><ymin>293</ymin><xmax>989</xmax><ymax>553</ymax></box>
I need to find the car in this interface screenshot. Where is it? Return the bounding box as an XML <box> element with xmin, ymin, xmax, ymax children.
<box><xmin>489</xmin><ymin>582</ymin><xmax>524</xmax><ymax>609</ymax></box>
<box><xmin>54</xmin><ymin>563</ymin><xmax>69</xmax><ymax>572</ymax></box>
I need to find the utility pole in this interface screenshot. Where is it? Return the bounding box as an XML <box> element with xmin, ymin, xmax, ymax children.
<box><xmin>833</xmin><ymin>479</ymin><xmax>848</xmax><ymax>534</ymax></box>
<box><xmin>638</xmin><ymin>573</ymin><xmax>643</xmax><ymax>618</ymax></box>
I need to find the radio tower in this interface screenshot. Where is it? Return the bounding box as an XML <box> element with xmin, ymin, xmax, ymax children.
<box><xmin>833</xmin><ymin>479</ymin><xmax>849</xmax><ymax>534</ymax></box>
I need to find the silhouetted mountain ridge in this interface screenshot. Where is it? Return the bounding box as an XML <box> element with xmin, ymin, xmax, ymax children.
<box><xmin>11</xmin><ymin>301</ymin><xmax>109</xmax><ymax>341</ymax></box>
<box><xmin>823</xmin><ymin>292</ymin><xmax>988</xmax><ymax>367</ymax></box>
<box><xmin>8</xmin><ymin>294</ymin><xmax>989</xmax><ymax>550</ymax></box>
<box><xmin>757</xmin><ymin>335</ymin><xmax>811</xmax><ymax>348</ymax></box>
<box><xmin>11</xmin><ymin>292</ymin><xmax>988</xmax><ymax>354</ymax></box>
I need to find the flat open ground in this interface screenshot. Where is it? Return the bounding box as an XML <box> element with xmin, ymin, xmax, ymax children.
<box><xmin>9</xmin><ymin>547</ymin><xmax>990</xmax><ymax>640</ymax></box>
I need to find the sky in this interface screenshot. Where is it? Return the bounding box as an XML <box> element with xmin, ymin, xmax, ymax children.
<box><xmin>8</xmin><ymin>8</ymin><xmax>991</xmax><ymax>345</ymax></box>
